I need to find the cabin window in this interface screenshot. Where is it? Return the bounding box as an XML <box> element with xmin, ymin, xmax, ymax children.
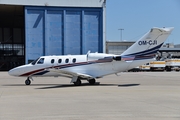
<box><xmin>72</xmin><ymin>58</ymin><xmax>76</xmax><ymax>63</ymax></box>
<box><xmin>37</xmin><ymin>58</ymin><xmax>45</xmax><ymax>64</ymax></box>
<box><xmin>58</xmin><ymin>59</ymin><xmax>62</xmax><ymax>63</ymax></box>
<box><xmin>65</xmin><ymin>59</ymin><xmax>69</xmax><ymax>63</ymax></box>
<box><xmin>51</xmin><ymin>59</ymin><xmax>55</xmax><ymax>64</ymax></box>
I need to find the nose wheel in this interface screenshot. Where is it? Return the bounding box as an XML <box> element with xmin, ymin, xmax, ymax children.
<box><xmin>25</xmin><ymin>78</ymin><xmax>31</xmax><ymax>85</ymax></box>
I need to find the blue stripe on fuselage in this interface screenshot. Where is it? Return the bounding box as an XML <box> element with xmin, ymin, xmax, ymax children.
<box><xmin>124</xmin><ymin>43</ymin><xmax>163</xmax><ymax>56</ymax></box>
<box><xmin>33</xmin><ymin>70</ymin><xmax>49</xmax><ymax>75</ymax></box>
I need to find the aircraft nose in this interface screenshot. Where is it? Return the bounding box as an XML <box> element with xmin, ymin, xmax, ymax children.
<box><xmin>8</xmin><ymin>68</ymin><xmax>19</xmax><ymax>76</ymax></box>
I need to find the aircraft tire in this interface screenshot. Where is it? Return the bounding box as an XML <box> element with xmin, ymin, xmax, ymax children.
<box><xmin>73</xmin><ymin>78</ymin><xmax>81</xmax><ymax>86</ymax></box>
<box><xmin>88</xmin><ymin>79</ymin><xmax>96</xmax><ymax>85</ymax></box>
<box><xmin>25</xmin><ymin>79</ymin><xmax>31</xmax><ymax>85</ymax></box>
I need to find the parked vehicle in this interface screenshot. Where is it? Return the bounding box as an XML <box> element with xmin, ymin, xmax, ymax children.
<box><xmin>150</xmin><ymin>61</ymin><xmax>165</xmax><ymax>71</ymax></box>
<box><xmin>165</xmin><ymin>59</ymin><xmax>180</xmax><ymax>71</ymax></box>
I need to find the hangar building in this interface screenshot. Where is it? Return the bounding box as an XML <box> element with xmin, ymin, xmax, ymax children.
<box><xmin>106</xmin><ymin>41</ymin><xmax>135</xmax><ymax>55</ymax></box>
<box><xmin>0</xmin><ymin>0</ymin><xmax>106</xmax><ymax>70</ymax></box>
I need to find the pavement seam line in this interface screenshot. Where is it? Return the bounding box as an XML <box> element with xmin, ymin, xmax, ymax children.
<box><xmin>0</xmin><ymin>91</ymin><xmax>3</xmax><ymax>98</ymax></box>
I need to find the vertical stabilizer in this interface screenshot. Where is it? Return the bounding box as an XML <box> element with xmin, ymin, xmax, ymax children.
<box><xmin>121</xmin><ymin>27</ymin><xmax>174</xmax><ymax>56</ymax></box>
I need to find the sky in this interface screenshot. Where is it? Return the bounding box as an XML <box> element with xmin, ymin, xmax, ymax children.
<box><xmin>106</xmin><ymin>0</ymin><xmax>180</xmax><ymax>44</ymax></box>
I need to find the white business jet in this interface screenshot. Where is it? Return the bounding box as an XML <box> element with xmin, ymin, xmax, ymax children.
<box><xmin>9</xmin><ymin>27</ymin><xmax>173</xmax><ymax>86</ymax></box>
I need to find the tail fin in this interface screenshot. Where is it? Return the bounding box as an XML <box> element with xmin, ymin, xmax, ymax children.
<box><xmin>121</xmin><ymin>27</ymin><xmax>174</xmax><ymax>56</ymax></box>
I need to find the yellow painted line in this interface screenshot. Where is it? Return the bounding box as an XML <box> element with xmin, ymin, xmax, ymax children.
<box><xmin>150</xmin><ymin>62</ymin><xmax>165</xmax><ymax>64</ymax></box>
<box><xmin>166</xmin><ymin>60</ymin><xmax>180</xmax><ymax>62</ymax></box>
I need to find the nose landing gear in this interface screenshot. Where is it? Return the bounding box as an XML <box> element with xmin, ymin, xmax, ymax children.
<box><xmin>25</xmin><ymin>77</ymin><xmax>32</xmax><ymax>85</ymax></box>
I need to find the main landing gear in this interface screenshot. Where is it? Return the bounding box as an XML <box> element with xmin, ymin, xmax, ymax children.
<box><xmin>24</xmin><ymin>77</ymin><xmax>96</xmax><ymax>86</ymax></box>
<box><xmin>88</xmin><ymin>78</ymin><xmax>96</xmax><ymax>85</ymax></box>
<box><xmin>25</xmin><ymin>77</ymin><xmax>31</xmax><ymax>85</ymax></box>
<box><xmin>73</xmin><ymin>78</ymin><xmax>81</xmax><ymax>86</ymax></box>
<box><xmin>73</xmin><ymin>78</ymin><xmax>96</xmax><ymax>86</ymax></box>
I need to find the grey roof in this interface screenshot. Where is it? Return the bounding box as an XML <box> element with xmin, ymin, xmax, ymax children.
<box><xmin>106</xmin><ymin>41</ymin><xmax>136</xmax><ymax>43</ymax></box>
<box><xmin>159</xmin><ymin>48</ymin><xmax>180</xmax><ymax>52</ymax></box>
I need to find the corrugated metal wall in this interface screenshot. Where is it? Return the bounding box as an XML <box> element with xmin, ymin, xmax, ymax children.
<box><xmin>25</xmin><ymin>7</ymin><xmax>103</xmax><ymax>63</ymax></box>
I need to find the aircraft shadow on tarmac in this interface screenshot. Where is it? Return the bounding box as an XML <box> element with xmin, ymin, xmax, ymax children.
<box><xmin>37</xmin><ymin>83</ymin><xmax>140</xmax><ymax>89</ymax></box>
<box><xmin>2</xmin><ymin>83</ymin><xmax>140</xmax><ymax>89</ymax></box>
<box><xmin>118</xmin><ymin>84</ymin><xmax>140</xmax><ymax>87</ymax></box>
<box><xmin>36</xmin><ymin>82</ymin><xmax>116</xmax><ymax>89</ymax></box>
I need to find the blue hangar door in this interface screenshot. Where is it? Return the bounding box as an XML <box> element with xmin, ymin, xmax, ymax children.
<box><xmin>25</xmin><ymin>7</ymin><xmax>103</xmax><ymax>63</ymax></box>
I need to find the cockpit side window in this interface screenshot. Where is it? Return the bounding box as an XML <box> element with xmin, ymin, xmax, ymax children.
<box><xmin>31</xmin><ymin>58</ymin><xmax>40</xmax><ymax>65</ymax></box>
<box><xmin>37</xmin><ymin>58</ymin><xmax>45</xmax><ymax>64</ymax></box>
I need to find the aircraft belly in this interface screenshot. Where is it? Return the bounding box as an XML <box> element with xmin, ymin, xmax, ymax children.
<box><xmin>33</xmin><ymin>71</ymin><xmax>60</xmax><ymax>77</ymax></box>
<box><xmin>68</xmin><ymin>62</ymin><xmax>117</xmax><ymax>78</ymax></box>
<box><xmin>112</xmin><ymin>61</ymin><xmax>128</xmax><ymax>72</ymax></box>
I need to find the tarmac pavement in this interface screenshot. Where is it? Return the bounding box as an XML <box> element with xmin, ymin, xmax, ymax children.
<box><xmin>0</xmin><ymin>72</ymin><xmax>180</xmax><ymax>120</ymax></box>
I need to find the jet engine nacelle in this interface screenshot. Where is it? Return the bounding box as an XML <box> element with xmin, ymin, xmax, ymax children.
<box><xmin>113</xmin><ymin>56</ymin><xmax>121</xmax><ymax>61</ymax></box>
<box><xmin>87</xmin><ymin>53</ymin><xmax>122</xmax><ymax>61</ymax></box>
<box><xmin>87</xmin><ymin>53</ymin><xmax>113</xmax><ymax>61</ymax></box>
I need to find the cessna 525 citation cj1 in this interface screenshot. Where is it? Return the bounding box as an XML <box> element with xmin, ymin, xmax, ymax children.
<box><xmin>9</xmin><ymin>27</ymin><xmax>174</xmax><ymax>86</ymax></box>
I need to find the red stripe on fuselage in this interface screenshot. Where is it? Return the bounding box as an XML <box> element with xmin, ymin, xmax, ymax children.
<box><xmin>19</xmin><ymin>59</ymin><xmax>112</xmax><ymax>76</ymax></box>
<box><xmin>20</xmin><ymin>68</ymin><xmax>45</xmax><ymax>76</ymax></box>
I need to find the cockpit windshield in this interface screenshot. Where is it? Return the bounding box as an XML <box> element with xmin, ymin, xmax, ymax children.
<box><xmin>37</xmin><ymin>58</ymin><xmax>45</xmax><ymax>64</ymax></box>
<box><xmin>31</xmin><ymin>58</ymin><xmax>40</xmax><ymax>65</ymax></box>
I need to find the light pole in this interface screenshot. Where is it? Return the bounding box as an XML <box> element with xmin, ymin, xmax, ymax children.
<box><xmin>118</xmin><ymin>28</ymin><xmax>124</xmax><ymax>41</ymax></box>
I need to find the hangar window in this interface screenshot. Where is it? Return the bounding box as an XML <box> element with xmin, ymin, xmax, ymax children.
<box><xmin>0</xmin><ymin>5</ymin><xmax>25</xmax><ymax>71</ymax></box>
<box><xmin>37</xmin><ymin>58</ymin><xmax>45</xmax><ymax>64</ymax></box>
<box><xmin>51</xmin><ymin>59</ymin><xmax>55</xmax><ymax>64</ymax></box>
<box><xmin>58</xmin><ymin>59</ymin><xmax>62</xmax><ymax>63</ymax></box>
<box><xmin>65</xmin><ymin>59</ymin><xmax>69</xmax><ymax>63</ymax></box>
<box><xmin>72</xmin><ymin>58</ymin><xmax>76</xmax><ymax>63</ymax></box>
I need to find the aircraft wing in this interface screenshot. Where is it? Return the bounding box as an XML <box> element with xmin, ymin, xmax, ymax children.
<box><xmin>47</xmin><ymin>68</ymin><xmax>94</xmax><ymax>79</ymax></box>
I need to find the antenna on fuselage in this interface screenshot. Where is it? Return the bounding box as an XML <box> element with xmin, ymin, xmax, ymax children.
<box><xmin>86</xmin><ymin>50</ymin><xmax>91</xmax><ymax>61</ymax></box>
<box><xmin>87</xmin><ymin>50</ymin><xmax>91</xmax><ymax>55</ymax></box>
